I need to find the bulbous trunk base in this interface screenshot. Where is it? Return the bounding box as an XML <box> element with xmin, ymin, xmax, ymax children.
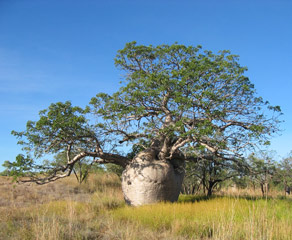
<box><xmin>121</xmin><ymin>154</ymin><xmax>184</xmax><ymax>206</ymax></box>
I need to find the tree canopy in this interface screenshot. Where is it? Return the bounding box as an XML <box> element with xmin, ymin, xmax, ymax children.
<box><xmin>9</xmin><ymin>42</ymin><xmax>282</xmax><ymax>184</ymax></box>
<box><xmin>91</xmin><ymin>42</ymin><xmax>281</xmax><ymax>160</ymax></box>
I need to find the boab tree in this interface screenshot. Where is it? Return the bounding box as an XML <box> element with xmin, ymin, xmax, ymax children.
<box><xmin>11</xmin><ymin>42</ymin><xmax>281</xmax><ymax>206</ymax></box>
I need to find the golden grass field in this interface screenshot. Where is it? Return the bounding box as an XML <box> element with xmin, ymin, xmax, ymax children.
<box><xmin>1</xmin><ymin>173</ymin><xmax>292</xmax><ymax>240</ymax></box>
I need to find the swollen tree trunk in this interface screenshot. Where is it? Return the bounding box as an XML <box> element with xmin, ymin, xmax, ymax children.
<box><xmin>121</xmin><ymin>149</ymin><xmax>185</xmax><ymax>206</ymax></box>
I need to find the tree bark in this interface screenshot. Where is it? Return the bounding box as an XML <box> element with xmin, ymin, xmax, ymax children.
<box><xmin>207</xmin><ymin>182</ymin><xmax>215</xmax><ymax>197</ymax></box>
<box><xmin>121</xmin><ymin>148</ymin><xmax>185</xmax><ymax>206</ymax></box>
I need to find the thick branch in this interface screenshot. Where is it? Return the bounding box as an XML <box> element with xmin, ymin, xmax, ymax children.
<box><xmin>85</xmin><ymin>151</ymin><xmax>130</xmax><ymax>168</ymax></box>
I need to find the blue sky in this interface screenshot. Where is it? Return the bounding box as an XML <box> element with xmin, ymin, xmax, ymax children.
<box><xmin>1</xmin><ymin>0</ymin><xmax>292</xmax><ymax>170</ymax></box>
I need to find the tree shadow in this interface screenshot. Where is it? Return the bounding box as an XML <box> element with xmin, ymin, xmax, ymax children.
<box><xmin>178</xmin><ymin>194</ymin><xmax>214</xmax><ymax>203</ymax></box>
<box><xmin>178</xmin><ymin>193</ymin><xmax>292</xmax><ymax>203</ymax></box>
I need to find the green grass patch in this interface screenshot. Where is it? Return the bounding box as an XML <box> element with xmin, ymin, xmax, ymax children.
<box><xmin>112</xmin><ymin>197</ymin><xmax>292</xmax><ymax>239</ymax></box>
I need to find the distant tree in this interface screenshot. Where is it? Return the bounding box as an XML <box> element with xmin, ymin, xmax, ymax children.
<box><xmin>184</xmin><ymin>155</ymin><xmax>248</xmax><ymax>197</ymax></box>
<box><xmin>276</xmin><ymin>154</ymin><xmax>292</xmax><ymax>195</ymax></box>
<box><xmin>52</xmin><ymin>151</ymin><xmax>96</xmax><ymax>184</ymax></box>
<box><xmin>10</xmin><ymin>42</ymin><xmax>282</xmax><ymax>205</ymax></box>
<box><xmin>232</xmin><ymin>175</ymin><xmax>250</xmax><ymax>189</ymax></box>
<box><xmin>106</xmin><ymin>164</ymin><xmax>124</xmax><ymax>177</ymax></box>
<box><xmin>181</xmin><ymin>161</ymin><xmax>201</xmax><ymax>195</ymax></box>
<box><xmin>248</xmin><ymin>152</ymin><xmax>276</xmax><ymax>198</ymax></box>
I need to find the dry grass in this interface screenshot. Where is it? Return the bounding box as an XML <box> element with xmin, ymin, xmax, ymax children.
<box><xmin>1</xmin><ymin>174</ymin><xmax>292</xmax><ymax>240</ymax></box>
<box><xmin>0</xmin><ymin>174</ymin><xmax>180</xmax><ymax>240</ymax></box>
<box><xmin>219</xmin><ymin>185</ymin><xmax>288</xmax><ymax>199</ymax></box>
<box><xmin>0</xmin><ymin>176</ymin><xmax>90</xmax><ymax>208</ymax></box>
<box><xmin>0</xmin><ymin>174</ymin><xmax>122</xmax><ymax>240</ymax></box>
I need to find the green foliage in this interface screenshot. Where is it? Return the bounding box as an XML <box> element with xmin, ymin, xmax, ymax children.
<box><xmin>248</xmin><ymin>152</ymin><xmax>277</xmax><ymax>197</ymax></box>
<box><xmin>106</xmin><ymin>164</ymin><xmax>124</xmax><ymax>177</ymax></box>
<box><xmin>1</xmin><ymin>154</ymin><xmax>35</xmax><ymax>180</ymax></box>
<box><xmin>248</xmin><ymin>153</ymin><xmax>276</xmax><ymax>177</ymax></box>
<box><xmin>11</xmin><ymin>101</ymin><xmax>92</xmax><ymax>159</ymax></box>
<box><xmin>232</xmin><ymin>175</ymin><xmax>250</xmax><ymax>189</ymax></box>
<box><xmin>273</xmin><ymin>154</ymin><xmax>292</xmax><ymax>194</ymax></box>
<box><xmin>9</xmin><ymin>101</ymin><xmax>100</xmax><ymax>183</ymax></box>
<box><xmin>91</xmin><ymin>41</ymin><xmax>281</xmax><ymax>159</ymax></box>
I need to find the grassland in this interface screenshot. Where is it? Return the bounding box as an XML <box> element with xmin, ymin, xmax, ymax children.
<box><xmin>1</xmin><ymin>173</ymin><xmax>292</xmax><ymax>240</ymax></box>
